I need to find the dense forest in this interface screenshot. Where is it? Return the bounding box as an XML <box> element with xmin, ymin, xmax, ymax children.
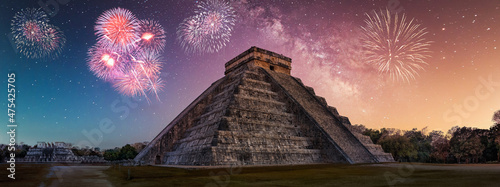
<box><xmin>356</xmin><ymin>110</ymin><xmax>500</xmax><ymax>163</ymax></box>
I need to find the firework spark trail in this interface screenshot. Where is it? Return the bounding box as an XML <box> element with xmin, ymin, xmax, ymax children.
<box><xmin>130</xmin><ymin>51</ymin><xmax>162</xmax><ymax>102</ymax></box>
<box><xmin>177</xmin><ymin>0</ymin><xmax>236</xmax><ymax>54</ymax></box>
<box><xmin>11</xmin><ymin>8</ymin><xmax>65</xmax><ymax>59</ymax></box>
<box><xmin>361</xmin><ymin>9</ymin><xmax>431</xmax><ymax>83</ymax></box>
<box><xmin>131</xmin><ymin>69</ymin><xmax>152</xmax><ymax>104</ymax></box>
<box><xmin>89</xmin><ymin>7</ymin><xmax>166</xmax><ymax>102</ymax></box>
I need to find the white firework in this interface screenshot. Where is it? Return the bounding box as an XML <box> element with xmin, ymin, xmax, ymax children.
<box><xmin>361</xmin><ymin>9</ymin><xmax>432</xmax><ymax>83</ymax></box>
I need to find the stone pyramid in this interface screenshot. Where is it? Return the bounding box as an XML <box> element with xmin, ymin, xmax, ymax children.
<box><xmin>134</xmin><ymin>47</ymin><xmax>394</xmax><ymax>166</ymax></box>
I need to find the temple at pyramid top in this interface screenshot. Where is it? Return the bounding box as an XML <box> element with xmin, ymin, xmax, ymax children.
<box><xmin>225</xmin><ymin>46</ymin><xmax>292</xmax><ymax>75</ymax></box>
<box><xmin>135</xmin><ymin>46</ymin><xmax>394</xmax><ymax>166</ymax></box>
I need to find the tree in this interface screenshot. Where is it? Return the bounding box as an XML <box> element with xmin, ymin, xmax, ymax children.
<box><xmin>103</xmin><ymin>148</ymin><xmax>120</xmax><ymax>161</ymax></box>
<box><xmin>404</xmin><ymin>128</ymin><xmax>432</xmax><ymax>162</ymax></box>
<box><xmin>491</xmin><ymin>123</ymin><xmax>500</xmax><ymax>161</ymax></box>
<box><xmin>449</xmin><ymin>127</ymin><xmax>472</xmax><ymax>163</ymax></box>
<box><xmin>430</xmin><ymin>131</ymin><xmax>450</xmax><ymax>163</ymax></box>
<box><xmin>351</xmin><ymin>124</ymin><xmax>367</xmax><ymax>134</ymax></box>
<box><xmin>0</xmin><ymin>148</ymin><xmax>4</xmax><ymax>163</ymax></box>
<box><xmin>462</xmin><ymin>134</ymin><xmax>485</xmax><ymax>163</ymax></box>
<box><xmin>378</xmin><ymin>134</ymin><xmax>417</xmax><ymax>162</ymax></box>
<box><xmin>71</xmin><ymin>148</ymin><xmax>85</xmax><ymax>156</ymax></box>
<box><xmin>496</xmin><ymin>136</ymin><xmax>500</xmax><ymax>161</ymax></box>
<box><xmin>363</xmin><ymin>128</ymin><xmax>382</xmax><ymax>144</ymax></box>
<box><xmin>493</xmin><ymin>110</ymin><xmax>500</xmax><ymax>124</ymax></box>
<box><xmin>119</xmin><ymin>144</ymin><xmax>138</xmax><ymax>160</ymax></box>
<box><xmin>449</xmin><ymin>127</ymin><xmax>486</xmax><ymax>163</ymax></box>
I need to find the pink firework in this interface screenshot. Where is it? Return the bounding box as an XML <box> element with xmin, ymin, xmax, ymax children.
<box><xmin>87</xmin><ymin>43</ymin><xmax>127</xmax><ymax>81</ymax></box>
<box><xmin>147</xmin><ymin>76</ymin><xmax>164</xmax><ymax>101</ymax></box>
<box><xmin>88</xmin><ymin>8</ymin><xmax>167</xmax><ymax>102</ymax></box>
<box><xmin>132</xmin><ymin>49</ymin><xmax>163</xmax><ymax>101</ymax></box>
<box><xmin>134</xmin><ymin>49</ymin><xmax>162</xmax><ymax>78</ymax></box>
<box><xmin>95</xmin><ymin>7</ymin><xmax>139</xmax><ymax>52</ymax></box>
<box><xmin>177</xmin><ymin>14</ymin><xmax>206</xmax><ymax>54</ymax></box>
<box><xmin>137</xmin><ymin>19</ymin><xmax>166</xmax><ymax>54</ymax></box>
<box><xmin>177</xmin><ymin>0</ymin><xmax>235</xmax><ymax>54</ymax></box>
<box><xmin>113</xmin><ymin>71</ymin><xmax>149</xmax><ymax>97</ymax></box>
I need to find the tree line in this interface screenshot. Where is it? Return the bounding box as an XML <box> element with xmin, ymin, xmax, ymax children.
<box><xmin>357</xmin><ymin>110</ymin><xmax>500</xmax><ymax>163</ymax></box>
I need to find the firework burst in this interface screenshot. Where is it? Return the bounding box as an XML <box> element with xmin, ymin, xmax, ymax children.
<box><xmin>95</xmin><ymin>7</ymin><xmax>140</xmax><ymax>52</ymax></box>
<box><xmin>113</xmin><ymin>71</ymin><xmax>149</xmax><ymax>98</ymax></box>
<box><xmin>39</xmin><ymin>25</ymin><xmax>66</xmax><ymax>58</ymax></box>
<box><xmin>87</xmin><ymin>43</ymin><xmax>128</xmax><ymax>81</ymax></box>
<box><xmin>11</xmin><ymin>8</ymin><xmax>65</xmax><ymax>59</ymax></box>
<box><xmin>361</xmin><ymin>9</ymin><xmax>431</xmax><ymax>83</ymax></box>
<box><xmin>177</xmin><ymin>15</ymin><xmax>206</xmax><ymax>54</ymax></box>
<box><xmin>137</xmin><ymin>19</ymin><xmax>166</xmax><ymax>54</ymax></box>
<box><xmin>88</xmin><ymin>7</ymin><xmax>166</xmax><ymax>102</ymax></box>
<box><xmin>177</xmin><ymin>0</ymin><xmax>236</xmax><ymax>54</ymax></box>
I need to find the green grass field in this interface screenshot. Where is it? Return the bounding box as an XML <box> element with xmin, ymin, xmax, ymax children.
<box><xmin>104</xmin><ymin>163</ymin><xmax>500</xmax><ymax>187</ymax></box>
<box><xmin>1</xmin><ymin>163</ymin><xmax>499</xmax><ymax>186</ymax></box>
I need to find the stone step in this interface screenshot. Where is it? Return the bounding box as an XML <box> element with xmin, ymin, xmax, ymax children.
<box><xmin>185</xmin><ymin>119</ymin><xmax>220</xmax><ymax>135</ymax></box>
<box><xmin>242</xmin><ymin>70</ymin><xmax>266</xmax><ymax>81</ymax></box>
<box><xmin>232</xmin><ymin>95</ymin><xmax>286</xmax><ymax>113</ymax></box>
<box><xmin>328</xmin><ymin>106</ymin><xmax>340</xmax><ymax>116</ymax></box>
<box><xmin>190</xmin><ymin>108</ymin><xmax>226</xmax><ymax>128</ymax></box>
<box><xmin>304</xmin><ymin>86</ymin><xmax>315</xmax><ymax>95</ymax></box>
<box><xmin>235</xmin><ymin>85</ymin><xmax>280</xmax><ymax>101</ymax></box>
<box><xmin>212</xmin><ymin>146</ymin><xmax>322</xmax><ymax>155</ymax></box>
<box><xmin>211</xmin><ymin>87</ymin><xmax>234</xmax><ymax>101</ymax></box>
<box><xmin>175</xmin><ymin>135</ymin><xmax>215</xmax><ymax>149</ymax></box>
<box><xmin>216</xmin><ymin>130</ymin><xmax>313</xmax><ymax>145</ymax></box>
<box><xmin>315</xmin><ymin>96</ymin><xmax>328</xmax><ymax>107</ymax></box>
<box><xmin>226</xmin><ymin>107</ymin><xmax>293</xmax><ymax>122</ymax></box>
<box><xmin>240</xmin><ymin>77</ymin><xmax>272</xmax><ymax>90</ymax></box>
<box><xmin>216</xmin><ymin>139</ymin><xmax>312</xmax><ymax>150</ymax></box>
<box><xmin>220</xmin><ymin>117</ymin><xmax>299</xmax><ymax>132</ymax></box>
<box><xmin>352</xmin><ymin>133</ymin><xmax>374</xmax><ymax>145</ymax></box>
<box><xmin>203</xmin><ymin>98</ymin><xmax>230</xmax><ymax>113</ymax></box>
<box><xmin>165</xmin><ymin>144</ymin><xmax>212</xmax><ymax>156</ymax></box>
<box><xmin>211</xmin><ymin>146</ymin><xmax>324</xmax><ymax>165</ymax></box>
<box><xmin>220</xmin><ymin>78</ymin><xmax>241</xmax><ymax>91</ymax></box>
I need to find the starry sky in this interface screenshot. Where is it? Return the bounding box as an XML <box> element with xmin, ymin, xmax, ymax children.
<box><xmin>1</xmin><ymin>0</ymin><xmax>499</xmax><ymax>149</ymax></box>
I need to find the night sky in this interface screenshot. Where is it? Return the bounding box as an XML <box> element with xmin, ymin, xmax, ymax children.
<box><xmin>1</xmin><ymin>0</ymin><xmax>499</xmax><ymax>149</ymax></box>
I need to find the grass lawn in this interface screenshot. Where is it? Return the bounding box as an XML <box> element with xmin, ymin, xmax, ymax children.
<box><xmin>104</xmin><ymin>163</ymin><xmax>500</xmax><ymax>187</ymax></box>
<box><xmin>0</xmin><ymin>163</ymin><xmax>51</xmax><ymax>187</ymax></box>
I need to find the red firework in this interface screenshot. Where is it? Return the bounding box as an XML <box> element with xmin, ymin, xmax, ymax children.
<box><xmin>23</xmin><ymin>20</ymin><xmax>44</xmax><ymax>42</ymax></box>
<box><xmin>95</xmin><ymin>8</ymin><xmax>139</xmax><ymax>52</ymax></box>
<box><xmin>11</xmin><ymin>8</ymin><xmax>65</xmax><ymax>59</ymax></box>
<box><xmin>137</xmin><ymin>19</ymin><xmax>166</xmax><ymax>54</ymax></box>
<box><xmin>87</xmin><ymin>43</ymin><xmax>127</xmax><ymax>81</ymax></box>
<box><xmin>39</xmin><ymin>25</ymin><xmax>65</xmax><ymax>57</ymax></box>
